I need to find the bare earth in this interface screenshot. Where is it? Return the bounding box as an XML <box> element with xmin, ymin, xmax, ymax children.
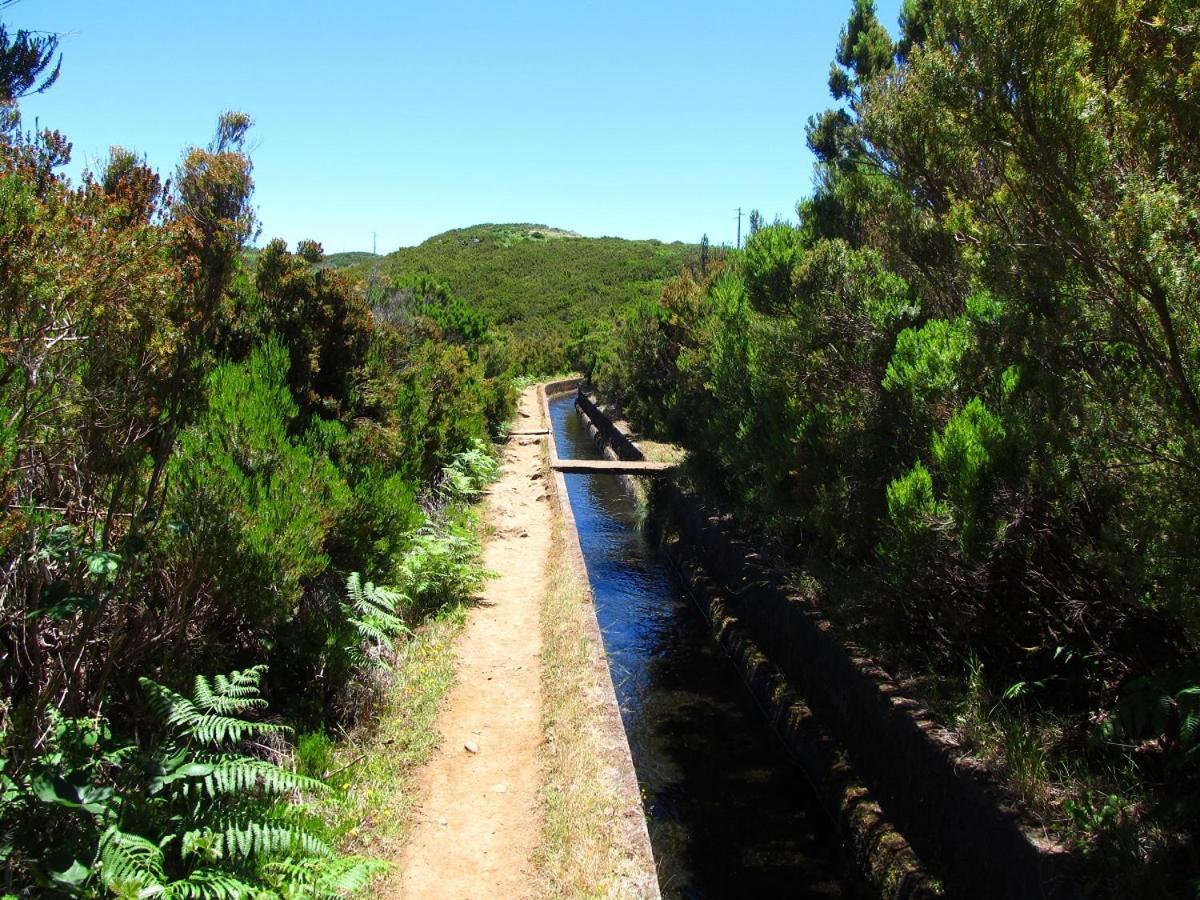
<box><xmin>394</xmin><ymin>387</ymin><xmax>551</xmax><ymax>899</ymax></box>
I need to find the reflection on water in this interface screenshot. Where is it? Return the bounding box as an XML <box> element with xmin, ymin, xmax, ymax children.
<box><xmin>549</xmin><ymin>395</ymin><xmax>859</xmax><ymax>899</ymax></box>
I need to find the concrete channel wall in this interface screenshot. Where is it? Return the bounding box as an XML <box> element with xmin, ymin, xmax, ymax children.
<box><xmin>538</xmin><ymin>380</ymin><xmax>661</xmax><ymax>899</ymax></box>
<box><xmin>570</xmin><ymin>390</ymin><xmax>1083</xmax><ymax>900</ymax></box>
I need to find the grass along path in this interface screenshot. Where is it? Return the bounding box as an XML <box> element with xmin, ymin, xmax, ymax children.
<box><xmin>534</xmin><ymin>505</ymin><xmax>659</xmax><ymax>899</ymax></box>
<box><xmin>330</xmin><ymin>606</ymin><xmax>468</xmax><ymax>871</ymax></box>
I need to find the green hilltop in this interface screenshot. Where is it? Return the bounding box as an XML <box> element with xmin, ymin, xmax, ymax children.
<box><xmin>323</xmin><ymin>250</ymin><xmax>381</xmax><ymax>269</ymax></box>
<box><xmin>349</xmin><ymin>223</ymin><xmax>698</xmax><ymax>372</ymax></box>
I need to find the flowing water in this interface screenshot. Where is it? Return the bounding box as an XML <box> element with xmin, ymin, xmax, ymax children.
<box><xmin>548</xmin><ymin>394</ymin><xmax>861</xmax><ymax>899</ymax></box>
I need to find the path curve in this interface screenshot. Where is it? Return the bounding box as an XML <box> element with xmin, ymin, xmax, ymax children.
<box><xmin>395</xmin><ymin>386</ymin><xmax>552</xmax><ymax>898</ymax></box>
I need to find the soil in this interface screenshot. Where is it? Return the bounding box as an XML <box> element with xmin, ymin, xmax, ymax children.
<box><xmin>392</xmin><ymin>387</ymin><xmax>553</xmax><ymax>898</ymax></box>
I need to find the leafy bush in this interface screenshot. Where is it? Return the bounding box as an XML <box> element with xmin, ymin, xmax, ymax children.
<box><xmin>930</xmin><ymin>397</ymin><xmax>1008</xmax><ymax>555</ymax></box>
<box><xmin>396</xmin><ymin>518</ymin><xmax>489</xmax><ymax>620</ymax></box>
<box><xmin>606</xmin><ymin>0</ymin><xmax>1200</xmax><ymax>878</ymax></box>
<box><xmin>439</xmin><ymin>440</ymin><xmax>500</xmax><ymax>502</ymax></box>
<box><xmin>1</xmin><ymin>667</ymin><xmax>382</xmax><ymax>896</ymax></box>
<box><xmin>742</xmin><ymin>223</ymin><xmax>805</xmax><ymax>314</ymax></box>
<box><xmin>0</xmin><ymin>56</ymin><xmax>514</xmax><ymax>891</ymax></box>
<box><xmin>165</xmin><ymin>340</ymin><xmax>350</xmax><ymax>643</ymax></box>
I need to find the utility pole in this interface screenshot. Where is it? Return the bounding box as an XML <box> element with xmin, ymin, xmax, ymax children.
<box><xmin>735</xmin><ymin>208</ymin><xmax>742</xmax><ymax>249</ymax></box>
<box><xmin>372</xmin><ymin>231</ymin><xmax>377</xmax><ymax>255</ymax></box>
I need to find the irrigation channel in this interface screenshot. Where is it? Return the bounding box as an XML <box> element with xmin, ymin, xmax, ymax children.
<box><xmin>548</xmin><ymin>394</ymin><xmax>864</xmax><ymax>899</ymax></box>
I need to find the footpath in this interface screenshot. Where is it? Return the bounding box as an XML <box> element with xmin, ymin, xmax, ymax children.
<box><xmin>395</xmin><ymin>386</ymin><xmax>553</xmax><ymax>898</ymax></box>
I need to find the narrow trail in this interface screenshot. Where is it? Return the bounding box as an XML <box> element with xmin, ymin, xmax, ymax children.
<box><xmin>394</xmin><ymin>386</ymin><xmax>552</xmax><ymax>899</ymax></box>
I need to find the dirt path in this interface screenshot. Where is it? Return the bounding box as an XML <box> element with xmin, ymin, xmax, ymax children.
<box><xmin>394</xmin><ymin>386</ymin><xmax>552</xmax><ymax>899</ymax></box>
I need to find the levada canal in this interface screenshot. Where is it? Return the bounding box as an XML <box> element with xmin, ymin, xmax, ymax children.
<box><xmin>548</xmin><ymin>393</ymin><xmax>864</xmax><ymax>899</ymax></box>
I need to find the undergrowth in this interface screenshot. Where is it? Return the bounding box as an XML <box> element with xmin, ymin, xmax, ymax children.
<box><xmin>0</xmin><ymin>443</ymin><xmax>500</xmax><ymax>897</ymax></box>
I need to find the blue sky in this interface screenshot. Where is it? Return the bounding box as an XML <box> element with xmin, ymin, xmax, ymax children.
<box><xmin>6</xmin><ymin>1</ymin><xmax>902</xmax><ymax>252</ymax></box>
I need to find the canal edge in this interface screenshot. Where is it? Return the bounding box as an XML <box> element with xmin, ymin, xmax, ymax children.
<box><xmin>538</xmin><ymin>379</ymin><xmax>662</xmax><ymax>898</ymax></box>
<box><xmin>569</xmin><ymin>386</ymin><xmax>937</xmax><ymax>898</ymax></box>
<box><xmin>571</xmin><ymin>387</ymin><xmax>1085</xmax><ymax>899</ymax></box>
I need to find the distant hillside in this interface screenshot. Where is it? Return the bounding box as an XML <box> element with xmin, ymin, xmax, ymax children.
<box><xmin>351</xmin><ymin>224</ymin><xmax>697</xmax><ymax>372</ymax></box>
<box><xmin>243</xmin><ymin>248</ymin><xmax>378</xmax><ymax>270</ymax></box>
<box><xmin>322</xmin><ymin>251</ymin><xmax>379</xmax><ymax>269</ymax></box>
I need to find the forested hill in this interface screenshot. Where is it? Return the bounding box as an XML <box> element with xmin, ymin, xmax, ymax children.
<box><xmin>349</xmin><ymin>224</ymin><xmax>698</xmax><ymax>372</ymax></box>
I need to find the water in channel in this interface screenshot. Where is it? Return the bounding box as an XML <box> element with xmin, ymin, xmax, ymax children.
<box><xmin>548</xmin><ymin>394</ymin><xmax>861</xmax><ymax>899</ymax></box>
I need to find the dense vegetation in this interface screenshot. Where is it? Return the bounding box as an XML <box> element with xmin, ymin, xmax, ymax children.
<box><xmin>0</xmin><ymin>19</ymin><xmax>512</xmax><ymax>896</ymax></box>
<box><xmin>596</xmin><ymin>0</ymin><xmax>1200</xmax><ymax>891</ymax></box>
<box><xmin>351</xmin><ymin>224</ymin><xmax>697</xmax><ymax>374</ymax></box>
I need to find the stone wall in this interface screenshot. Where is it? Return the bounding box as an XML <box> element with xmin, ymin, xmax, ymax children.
<box><xmin>573</xmin><ymin>391</ymin><xmax>1082</xmax><ymax>900</ymax></box>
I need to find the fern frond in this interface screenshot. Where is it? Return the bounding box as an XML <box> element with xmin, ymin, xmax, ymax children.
<box><xmin>352</xmin><ymin>612</ymin><xmax>406</xmax><ymax>653</ymax></box>
<box><xmin>185</xmin><ymin>821</ymin><xmax>333</xmax><ymax>862</ymax></box>
<box><xmin>140</xmin><ymin>678</ymin><xmax>287</xmax><ymax>746</ymax></box>
<box><xmin>162</xmin><ymin>868</ymin><xmax>259</xmax><ymax>899</ymax></box>
<box><xmin>343</xmin><ymin>572</ymin><xmax>409</xmax><ymax>662</ymax></box>
<box><xmin>440</xmin><ymin>441</ymin><xmax>499</xmax><ymax>499</ymax></box>
<box><xmin>177</xmin><ymin>755</ymin><xmax>328</xmax><ymax>801</ymax></box>
<box><xmin>262</xmin><ymin>856</ymin><xmax>388</xmax><ymax>898</ymax></box>
<box><xmin>98</xmin><ymin>825</ymin><xmax>166</xmax><ymax>894</ymax></box>
<box><xmin>346</xmin><ymin>573</ymin><xmax>404</xmax><ymax>618</ymax></box>
<box><xmin>193</xmin><ymin>668</ymin><xmax>269</xmax><ymax>715</ymax></box>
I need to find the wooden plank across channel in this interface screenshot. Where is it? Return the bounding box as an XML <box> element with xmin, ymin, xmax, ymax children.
<box><xmin>550</xmin><ymin>459</ymin><xmax>673</xmax><ymax>475</ymax></box>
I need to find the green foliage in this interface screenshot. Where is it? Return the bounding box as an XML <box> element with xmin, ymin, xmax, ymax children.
<box><xmin>2</xmin><ymin>668</ymin><xmax>380</xmax><ymax>897</ymax></box>
<box><xmin>742</xmin><ymin>224</ymin><xmax>805</xmax><ymax>314</ymax></box>
<box><xmin>141</xmin><ymin>666</ymin><xmax>279</xmax><ymax>745</ymax></box>
<box><xmin>374</xmin><ymin>276</ymin><xmax>495</xmax><ymax>360</ymax></box>
<box><xmin>1094</xmin><ymin>671</ymin><xmax>1200</xmax><ymax>767</ymax></box>
<box><xmin>340</xmin><ymin>573</ymin><xmax>408</xmax><ymax>669</ymax></box>
<box><xmin>166</xmin><ymin>340</ymin><xmax>350</xmax><ymax>637</ymax></box>
<box><xmin>439</xmin><ymin>440</ymin><xmax>500</xmax><ymax>502</ymax></box>
<box><xmin>0</xmin><ymin>51</ymin><xmax>511</xmax><ymax>893</ymax></box>
<box><xmin>253</xmin><ymin>238</ymin><xmax>372</xmax><ymax>416</ymax></box>
<box><xmin>0</xmin><ymin>14</ymin><xmax>60</xmax><ymax>102</ymax></box>
<box><xmin>397</xmin><ymin>518</ymin><xmax>488</xmax><ymax>621</ymax></box>
<box><xmin>885</xmin><ymin>463</ymin><xmax>943</xmax><ymax>545</ymax></box>
<box><xmin>834</xmin><ymin>0</ymin><xmax>894</xmax><ymax>89</ymax></box>
<box><xmin>930</xmin><ymin>397</ymin><xmax>1007</xmax><ymax>553</ymax></box>
<box><xmin>349</xmin><ymin>223</ymin><xmax>697</xmax><ymax>374</ymax></box>
<box><xmin>883</xmin><ymin>317</ymin><xmax>971</xmax><ymax>409</ymax></box>
<box><xmin>607</xmin><ymin>0</ymin><xmax>1200</xmax><ymax>879</ymax></box>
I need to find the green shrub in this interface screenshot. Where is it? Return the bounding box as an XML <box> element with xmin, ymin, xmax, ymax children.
<box><xmin>439</xmin><ymin>440</ymin><xmax>500</xmax><ymax>502</ymax></box>
<box><xmin>885</xmin><ymin>462</ymin><xmax>944</xmax><ymax>544</ymax></box>
<box><xmin>1</xmin><ymin>668</ymin><xmax>383</xmax><ymax>896</ymax></box>
<box><xmin>931</xmin><ymin>397</ymin><xmax>1007</xmax><ymax>555</ymax></box>
<box><xmin>397</xmin><ymin>515</ymin><xmax>488</xmax><ymax>621</ymax></box>
<box><xmin>166</xmin><ymin>339</ymin><xmax>350</xmax><ymax>637</ymax></box>
<box><xmin>743</xmin><ymin>224</ymin><xmax>805</xmax><ymax>314</ymax></box>
<box><xmin>883</xmin><ymin>317</ymin><xmax>972</xmax><ymax>410</ymax></box>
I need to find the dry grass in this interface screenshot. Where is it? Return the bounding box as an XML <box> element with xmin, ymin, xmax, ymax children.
<box><xmin>325</xmin><ymin>603</ymin><xmax>468</xmax><ymax>893</ymax></box>
<box><xmin>534</xmin><ymin>518</ymin><xmax>646</xmax><ymax>898</ymax></box>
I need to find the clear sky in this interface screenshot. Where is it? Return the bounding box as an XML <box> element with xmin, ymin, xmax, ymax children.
<box><xmin>5</xmin><ymin>0</ymin><xmax>902</xmax><ymax>253</ymax></box>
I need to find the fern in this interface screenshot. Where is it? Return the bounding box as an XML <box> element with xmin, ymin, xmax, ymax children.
<box><xmin>90</xmin><ymin>668</ymin><xmax>376</xmax><ymax>898</ymax></box>
<box><xmin>1095</xmin><ymin>671</ymin><xmax>1200</xmax><ymax>764</ymax></box>
<box><xmin>262</xmin><ymin>856</ymin><xmax>388</xmax><ymax>899</ymax></box>
<box><xmin>141</xmin><ymin>675</ymin><xmax>287</xmax><ymax>747</ymax></box>
<box><xmin>161</xmin><ymin>869</ymin><xmax>260</xmax><ymax>899</ymax></box>
<box><xmin>397</xmin><ymin>521</ymin><xmax>490</xmax><ymax>616</ymax></box>
<box><xmin>439</xmin><ymin>440</ymin><xmax>499</xmax><ymax>500</ymax></box>
<box><xmin>343</xmin><ymin>572</ymin><xmax>407</xmax><ymax>655</ymax></box>
<box><xmin>98</xmin><ymin>825</ymin><xmax>166</xmax><ymax>894</ymax></box>
<box><xmin>183</xmin><ymin>819</ymin><xmax>333</xmax><ymax>862</ymax></box>
<box><xmin>168</xmin><ymin>755</ymin><xmax>328</xmax><ymax>801</ymax></box>
<box><xmin>191</xmin><ymin>666</ymin><xmax>271</xmax><ymax>716</ymax></box>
